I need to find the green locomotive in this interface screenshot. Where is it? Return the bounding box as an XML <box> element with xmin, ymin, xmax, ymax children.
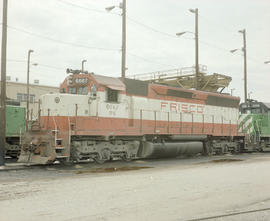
<box><xmin>239</xmin><ymin>100</ymin><xmax>270</xmax><ymax>151</ymax></box>
<box><xmin>5</xmin><ymin>100</ymin><xmax>26</xmax><ymax>157</ymax></box>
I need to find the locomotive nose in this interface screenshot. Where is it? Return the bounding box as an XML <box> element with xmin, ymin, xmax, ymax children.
<box><xmin>18</xmin><ymin>131</ymin><xmax>57</xmax><ymax>164</ymax></box>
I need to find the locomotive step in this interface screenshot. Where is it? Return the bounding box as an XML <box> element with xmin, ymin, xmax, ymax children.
<box><xmin>56</xmin><ymin>155</ymin><xmax>68</xmax><ymax>159</ymax></box>
<box><xmin>55</xmin><ymin>146</ymin><xmax>65</xmax><ymax>150</ymax></box>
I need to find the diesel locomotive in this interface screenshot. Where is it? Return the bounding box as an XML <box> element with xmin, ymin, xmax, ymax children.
<box><xmin>18</xmin><ymin>72</ymin><xmax>245</xmax><ymax>164</ymax></box>
<box><xmin>239</xmin><ymin>100</ymin><xmax>270</xmax><ymax>152</ymax></box>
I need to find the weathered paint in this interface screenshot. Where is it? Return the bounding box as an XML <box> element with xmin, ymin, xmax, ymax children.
<box><xmin>6</xmin><ymin>105</ymin><xmax>26</xmax><ymax>137</ymax></box>
<box><xmin>38</xmin><ymin>90</ymin><xmax>239</xmax><ymax>141</ymax></box>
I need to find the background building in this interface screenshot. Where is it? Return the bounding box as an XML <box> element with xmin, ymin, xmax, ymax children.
<box><xmin>0</xmin><ymin>80</ymin><xmax>58</xmax><ymax>120</ymax></box>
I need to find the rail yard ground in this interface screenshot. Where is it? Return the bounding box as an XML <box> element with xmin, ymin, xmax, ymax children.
<box><xmin>1</xmin><ymin>153</ymin><xmax>270</xmax><ymax>221</ymax></box>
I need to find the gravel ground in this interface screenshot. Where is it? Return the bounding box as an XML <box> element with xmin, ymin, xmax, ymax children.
<box><xmin>1</xmin><ymin>153</ymin><xmax>270</xmax><ymax>221</ymax></box>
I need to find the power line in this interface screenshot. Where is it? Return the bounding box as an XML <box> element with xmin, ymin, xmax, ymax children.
<box><xmin>8</xmin><ymin>53</ymin><xmax>177</xmax><ymax>72</ymax></box>
<box><xmin>199</xmin><ymin>14</ymin><xmax>269</xmax><ymax>64</ymax></box>
<box><xmin>35</xmin><ymin>63</ymin><xmax>65</xmax><ymax>70</ymax></box>
<box><xmin>56</xmin><ymin>0</ymin><xmax>119</xmax><ymax>15</ymax></box>
<box><xmin>47</xmin><ymin>0</ymin><xmax>236</xmax><ymax>55</ymax></box>
<box><xmin>8</xmin><ymin>2</ymin><xmax>267</xmax><ymax>70</ymax></box>
<box><xmin>127</xmin><ymin>16</ymin><xmax>176</xmax><ymax>39</ymax></box>
<box><xmin>199</xmin><ymin>14</ymin><xmax>239</xmax><ymax>35</ymax></box>
<box><xmin>7</xmin><ymin>59</ymin><xmax>65</xmax><ymax>70</ymax></box>
<box><xmin>7</xmin><ymin>59</ymin><xmax>27</xmax><ymax>63</ymax></box>
<box><xmin>127</xmin><ymin>16</ymin><xmax>195</xmax><ymax>41</ymax></box>
<box><xmin>197</xmin><ymin>38</ymin><xmax>266</xmax><ymax>65</ymax></box>
<box><xmin>56</xmin><ymin>0</ymin><xmax>107</xmax><ymax>14</ymax></box>
<box><xmin>7</xmin><ymin>25</ymin><xmax>120</xmax><ymax>52</ymax></box>
<box><xmin>127</xmin><ymin>52</ymin><xmax>177</xmax><ymax>68</ymax></box>
<box><xmin>56</xmin><ymin>0</ymin><xmax>192</xmax><ymax>41</ymax></box>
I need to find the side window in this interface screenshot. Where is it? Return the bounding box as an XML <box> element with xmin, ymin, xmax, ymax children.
<box><xmin>78</xmin><ymin>87</ymin><xmax>88</xmax><ymax>95</ymax></box>
<box><xmin>30</xmin><ymin>95</ymin><xmax>35</xmax><ymax>103</ymax></box>
<box><xmin>17</xmin><ymin>93</ymin><xmax>23</xmax><ymax>102</ymax></box>
<box><xmin>17</xmin><ymin>93</ymin><xmax>35</xmax><ymax>103</ymax></box>
<box><xmin>68</xmin><ymin>87</ymin><xmax>76</xmax><ymax>94</ymax></box>
<box><xmin>107</xmin><ymin>88</ymin><xmax>118</xmax><ymax>103</ymax></box>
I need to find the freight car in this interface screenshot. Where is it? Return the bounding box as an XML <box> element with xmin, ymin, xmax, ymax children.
<box><xmin>6</xmin><ymin>100</ymin><xmax>26</xmax><ymax>158</ymax></box>
<box><xmin>239</xmin><ymin>100</ymin><xmax>270</xmax><ymax>151</ymax></box>
<box><xmin>18</xmin><ymin>72</ymin><xmax>245</xmax><ymax>164</ymax></box>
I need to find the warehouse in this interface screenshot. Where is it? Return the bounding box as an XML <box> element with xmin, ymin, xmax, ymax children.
<box><xmin>0</xmin><ymin>80</ymin><xmax>58</xmax><ymax>120</ymax></box>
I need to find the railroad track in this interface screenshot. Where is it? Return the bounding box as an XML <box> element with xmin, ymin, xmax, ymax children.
<box><xmin>184</xmin><ymin>207</ymin><xmax>270</xmax><ymax>221</ymax></box>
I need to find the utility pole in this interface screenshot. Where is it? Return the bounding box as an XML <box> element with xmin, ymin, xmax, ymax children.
<box><xmin>176</xmin><ymin>8</ymin><xmax>199</xmax><ymax>90</ymax></box>
<box><xmin>230</xmin><ymin>29</ymin><xmax>247</xmax><ymax>103</ymax></box>
<box><xmin>194</xmin><ymin>8</ymin><xmax>199</xmax><ymax>90</ymax></box>
<box><xmin>240</xmin><ymin>29</ymin><xmax>248</xmax><ymax>103</ymax></box>
<box><xmin>121</xmin><ymin>0</ymin><xmax>126</xmax><ymax>79</ymax></box>
<box><xmin>105</xmin><ymin>0</ymin><xmax>127</xmax><ymax>79</ymax></box>
<box><xmin>26</xmin><ymin>49</ymin><xmax>34</xmax><ymax>131</ymax></box>
<box><xmin>0</xmin><ymin>0</ymin><xmax>8</xmax><ymax>166</ymax></box>
<box><xmin>189</xmin><ymin>8</ymin><xmax>199</xmax><ymax>90</ymax></box>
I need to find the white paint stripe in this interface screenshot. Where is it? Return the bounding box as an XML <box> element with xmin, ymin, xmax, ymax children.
<box><xmin>40</xmin><ymin>92</ymin><xmax>239</xmax><ymax>125</ymax></box>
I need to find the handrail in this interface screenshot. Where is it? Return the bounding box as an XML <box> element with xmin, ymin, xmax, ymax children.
<box><xmin>52</xmin><ymin>116</ymin><xmax>57</xmax><ymax>147</ymax></box>
<box><xmin>127</xmin><ymin>65</ymin><xmax>207</xmax><ymax>81</ymax></box>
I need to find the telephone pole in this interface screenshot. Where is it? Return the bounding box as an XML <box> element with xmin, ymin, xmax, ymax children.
<box><xmin>176</xmin><ymin>8</ymin><xmax>199</xmax><ymax>90</ymax></box>
<box><xmin>194</xmin><ymin>8</ymin><xmax>199</xmax><ymax>90</ymax></box>
<box><xmin>230</xmin><ymin>29</ymin><xmax>248</xmax><ymax>103</ymax></box>
<box><xmin>26</xmin><ymin>49</ymin><xmax>34</xmax><ymax>131</ymax></box>
<box><xmin>121</xmin><ymin>0</ymin><xmax>126</xmax><ymax>79</ymax></box>
<box><xmin>240</xmin><ymin>29</ymin><xmax>247</xmax><ymax>103</ymax></box>
<box><xmin>0</xmin><ymin>0</ymin><xmax>8</xmax><ymax>166</ymax></box>
<box><xmin>188</xmin><ymin>8</ymin><xmax>199</xmax><ymax>90</ymax></box>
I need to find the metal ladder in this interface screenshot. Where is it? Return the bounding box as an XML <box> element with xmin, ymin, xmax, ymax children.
<box><xmin>52</xmin><ymin>117</ymin><xmax>68</xmax><ymax>160</ymax></box>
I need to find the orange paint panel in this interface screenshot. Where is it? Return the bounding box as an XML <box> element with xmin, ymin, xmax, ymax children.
<box><xmin>40</xmin><ymin>116</ymin><xmax>239</xmax><ymax>138</ymax></box>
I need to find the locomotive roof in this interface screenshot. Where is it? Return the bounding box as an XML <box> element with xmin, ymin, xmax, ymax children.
<box><xmin>92</xmin><ymin>74</ymin><xmax>126</xmax><ymax>91</ymax></box>
<box><xmin>62</xmin><ymin>73</ymin><xmax>239</xmax><ymax>108</ymax></box>
<box><xmin>123</xmin><ymin>77</ymin><xmax>239</xmax><ymax>99</ymax></box>
<box><xmin>240</xmin><ymin>101</ymin><xmax>270</xmax><ymax>112</ymax></box>
<box><xmin>263</xmin><ymin>103</ymin><xmax>270</xmax><ymax>110</ymax></box>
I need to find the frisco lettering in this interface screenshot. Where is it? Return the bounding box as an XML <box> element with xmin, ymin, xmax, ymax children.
<box><xmin>161</xmin><ymin>102</ymin><xmax>204</xmax><ymax>113</ymax></box>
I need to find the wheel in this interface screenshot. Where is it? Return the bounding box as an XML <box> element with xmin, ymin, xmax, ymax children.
<box><xmin>122</xmin><ymin>153</ymin><xmax>132</xmax><ymax>162</ymax></box>
<box><xmin>232</xmin><ymin>144</ymin><xmax>240</xmax><ymax>154</ymax></box>
<box><xmin>203</xmin><ymin>141</ymin><xmax>213</xmax><ymax>156</ymax></box>
<box><xmin>94</xmin><ymin>156</ymin><xmax>106</xmax><ymax>164</ymax></box>
<box><xmin>94</xmin><ymin>149</ymin><xmax>111</xmax><ymax>164</ymax></box>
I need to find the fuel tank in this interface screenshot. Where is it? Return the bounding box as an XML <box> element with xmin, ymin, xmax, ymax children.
<box><xmin>138</xmin><ymin>141</ymin><xmax>203</xmax><ymax>159</ymax></box>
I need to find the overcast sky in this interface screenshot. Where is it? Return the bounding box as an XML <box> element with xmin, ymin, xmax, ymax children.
<box><xmin>1</xmin><ymin>0</ymin><xmax>270</xmax><ymax>102</ymax></box>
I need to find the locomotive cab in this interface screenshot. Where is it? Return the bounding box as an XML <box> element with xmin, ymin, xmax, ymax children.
<box><xmin>239</xmin><ymin>100</ymin><xmax>270</xmax><ymax>151</ymax></box>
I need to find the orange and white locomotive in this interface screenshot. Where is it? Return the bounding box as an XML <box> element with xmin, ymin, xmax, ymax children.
<box><xmin>19</xmin><ymin>72</ymin><xmax>244</xmax><ymax>164</ymax></box>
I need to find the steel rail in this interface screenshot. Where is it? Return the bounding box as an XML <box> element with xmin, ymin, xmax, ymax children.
<box><xmin>183</xmin><ymin>207</ymin><xmax>270</xmax><ymax>221</ymax></box>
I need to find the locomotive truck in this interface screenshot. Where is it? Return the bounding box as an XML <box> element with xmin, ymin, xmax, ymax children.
<box><xmin>18</xmin><ymin>72</ymin><xmax>245</xmax><ymax>164</ymax></box>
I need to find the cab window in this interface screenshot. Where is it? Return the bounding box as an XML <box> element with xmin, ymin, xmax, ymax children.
<box><xmin>78</xmin><ymin>87</ymin><xmax>88</xmax><ymax>95</ymax></box>
<box><xmin>68</xmin><ymin>87</ymin><xmax>76</xmax><ymax>94</ymax></box>
<box><xmin>107</xmin><ymin>88</ymin><xmax>118</xmax><ymax>103</ymax></box>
